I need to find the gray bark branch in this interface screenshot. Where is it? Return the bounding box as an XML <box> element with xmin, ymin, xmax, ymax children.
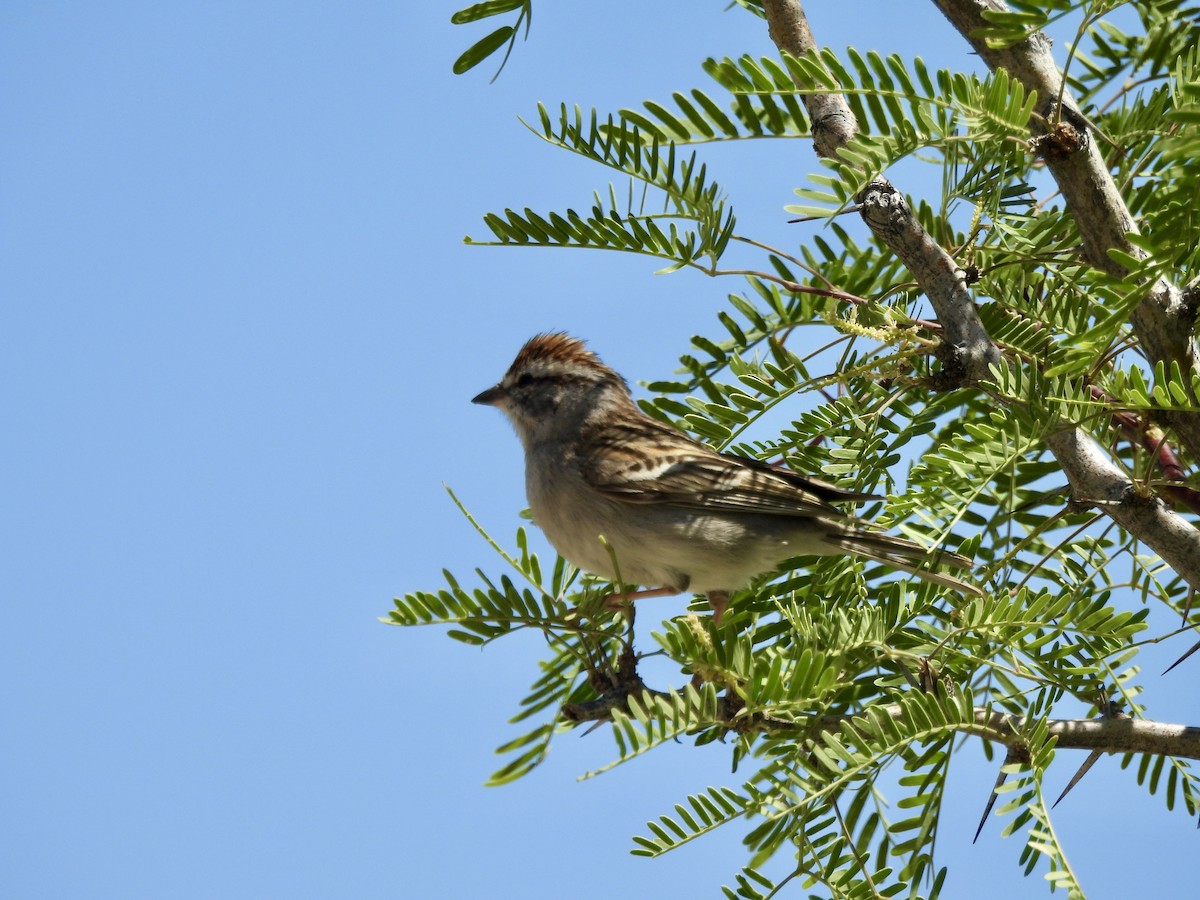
<box><xmin>563</xmin><ymin>692</ymin><xmax>1200</xmax><ymax>760</ymax></box>
<box><xmin>1045</xmin><ymin>426</ymin><xmax>1200</xmax><ymax>586</ymax></box>
<box><xmin>761</xmin><ymin>0</ymin><xmax>1200</xmax><ymax>589</ymax></box>
<box><xmin>931</xmin><ymin>0</ymin><xmax>1200</xmax><ymax>461</ymax></box>
<box><xmin>762</xmin><ymin>0</ymin><xmax>1001</xmax><ymax>384</ymax></box>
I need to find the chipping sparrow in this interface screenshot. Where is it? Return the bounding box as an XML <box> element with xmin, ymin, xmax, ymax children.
<box><xmin>473</xmin><ymin>333</ymin><xmax>980</xmax><ymax>621</ymax></box>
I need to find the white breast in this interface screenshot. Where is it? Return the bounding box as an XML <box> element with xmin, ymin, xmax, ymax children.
<box><xmin>524</xmin><ymin>446</ymin><xmax>828</xmax><ymax>594</ymax></box>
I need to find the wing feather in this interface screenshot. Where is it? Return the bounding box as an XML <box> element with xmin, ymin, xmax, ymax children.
<box><xmin>580</xmin><ymin>420</ymin><xmax>875</xmax><ymax>518</ymax></box>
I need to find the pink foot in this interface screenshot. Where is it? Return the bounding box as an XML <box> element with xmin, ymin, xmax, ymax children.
<box><xmin>706</xmin><ymin>591</ymin><xmax>730</xmax><ymax>625</ymax></box>
<box><xmin>604</xmin><ymin>585</ymin><xmax>682</xmax><ymax>615</ymax></box>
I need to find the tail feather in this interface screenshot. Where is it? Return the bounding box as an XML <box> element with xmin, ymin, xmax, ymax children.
<box><xmin>824</xmin><ymin>531</ymin><xmax>983</xmax><ymax>597</ymax></box>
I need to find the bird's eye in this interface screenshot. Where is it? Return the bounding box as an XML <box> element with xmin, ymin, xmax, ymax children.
<box><xmin>515</xmin><ymin>373</ymin><xmax>534</xmax><ymax>388</ymax></box>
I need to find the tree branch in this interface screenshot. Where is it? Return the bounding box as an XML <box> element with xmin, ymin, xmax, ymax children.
<box><xmin>563</xmin><ymin>690</ymin><xmax>1200</xmax><ymax>760</ymax></box>
<box><xmin>761</xmin><ymin>0</ymin><xmax>1001</xmax><ymax>385</ymax></box>
<box><xmin>931</xmin><ymin>0</ymin><xmax>1200</xmax><ymax>461</ymax></box>
<box><xmin>760</xmin><ymin>0</ymin><xmax>857</xmax><ymax>157</ymax></box>
<box><xmin>1045</xmin><ymin>426</ymin><xmax>1200</xmax><ymax>587</ymax></box>
<box><xmin>761</xmin><ymin>0</ymin><xmax>1200</xmax><ymax>587</ymax></box>
<box><xmin>856</xmin><ymin>179</ymin><xmax>1003</xmax><ymax>389</ymax></box>
<box><xmin>855</xmin><ymin>706</ymin><xmax>1200</xmax><ymax>760</ymax></box>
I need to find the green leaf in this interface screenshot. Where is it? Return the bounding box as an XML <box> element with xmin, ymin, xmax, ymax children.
<box><xmin>450</xmin><ymin>0</ymin><xmax>523</xmax><ymax>25</ymax></box>
<box><xmin>452</xmin><ymin>25</ymin><xmax>514</xmax><ymax>75</ymax></box>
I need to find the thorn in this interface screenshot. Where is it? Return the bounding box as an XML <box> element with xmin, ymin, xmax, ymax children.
<box><xmin>1163</xmin><ymin>637</ymin><xmax>1200</xmax><ymax>675</ymax></box>
<box><xmin>1053</xmin><ymin>691</ymin><xmax>1127</xmax><ymax>806</ymax></box>
<box><xmin>1052</xmin><ymin>751</ymin><xmax>1101</xmax><ymax>808</ymax></box>
<box><xmin>786</xmin><ymin>205</ymin><xmax>862</xmax><ymax>224</ymax></box>
<box><xmin>974</xmin><ymin>747</ymin><xmax>1027</xmax><ymax>843</ymax></box>
<box><xmin>973</xmin><ymin>772</ymin><xmax>1005</xmax><ymax>844</ymax></box>
<box><xmin>895</xmin><ymin>659</ymin><xmax>920</xmax><ymax>691</ymax></box>
<box><xmin>918</xmin><ymin>657</ymin><xmax>939</xmax><ymax>693</ymax></box>
<box><xmin>974</xmin><ymin>756</ymin><xmax>1009</xmax><ymax>843</ymax></box>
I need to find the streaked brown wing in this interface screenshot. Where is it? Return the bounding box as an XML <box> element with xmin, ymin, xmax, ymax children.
<box><xmin>580</xmin><ymin>420</ymin><xmax>874</xmax><ymax>518</ymax></box>
<box><xmin>721</xmin><ymin>451</ymin><xmax>880</xmax><ymax>505</ymax></box>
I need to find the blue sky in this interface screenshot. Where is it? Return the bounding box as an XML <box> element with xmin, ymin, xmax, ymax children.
<box><xmin>4</xmin><ymin>2</ymin><xmax>1196</xmax><ymax>898</ymax></box>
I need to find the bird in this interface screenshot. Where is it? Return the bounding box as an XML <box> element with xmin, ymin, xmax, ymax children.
<box><xmin>472</xmin><ymin>332</ymin><xmax>980</xmax><ymax>622</ymax></box>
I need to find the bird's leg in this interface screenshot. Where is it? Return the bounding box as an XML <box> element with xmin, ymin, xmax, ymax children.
<box><xmin>604</xmin><ymin>585</ymin><xmax>682</xmax><ymax>616</ymax></box>
<box><xmin>605</xmin><ymin>586</ymin><xmax>730</xmax><ymax>624</ymax></box>
<box><xmin>706</xmin><ymin>590</ymin><xmax>730</xmax><ymax>625</ymax></box>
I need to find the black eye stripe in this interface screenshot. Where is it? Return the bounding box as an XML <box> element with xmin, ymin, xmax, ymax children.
<box><xmin>509</xmin><ymin>368</ymin><xmax>603</xmax><ymax>391</ymax></box>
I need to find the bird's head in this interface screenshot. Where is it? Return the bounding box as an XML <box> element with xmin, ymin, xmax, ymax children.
<box><xmin>472</xmin><ymin>333</ymin><xmax>632</xmax><ymax>446</ymax></box>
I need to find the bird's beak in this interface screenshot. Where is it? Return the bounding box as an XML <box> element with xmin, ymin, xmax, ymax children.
<box><xmin>472</xmin><ymin>384</ymin><xmax>507</xmax><ymax>406</ymax></box>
